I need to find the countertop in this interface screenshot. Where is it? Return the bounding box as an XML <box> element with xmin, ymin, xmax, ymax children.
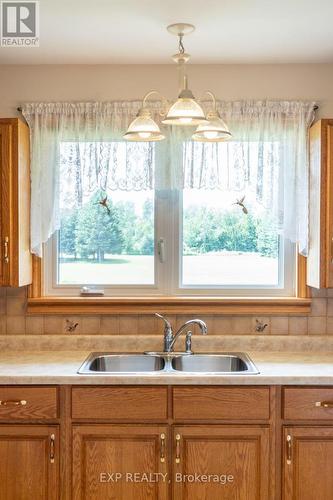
<box><xmin>1</xmin><ymin>350</ymin><xmax>333</xmax><ymax>385</ymax></box>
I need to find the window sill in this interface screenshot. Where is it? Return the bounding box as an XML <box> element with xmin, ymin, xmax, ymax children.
<box><xmin>26</xmin><ymin>296</ymin><xmax>311</xmax><ymax>315</ymax></box>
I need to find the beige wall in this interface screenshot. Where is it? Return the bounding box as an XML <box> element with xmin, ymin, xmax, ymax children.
<box><xmin>0</xmin><ymin>63</ymin><xmax>332</xmax><ymax>336</ymax></box>
<box><xmin>0</xmin><ymin>63</ymin><xmax>333</xmax><ymax>117</ymax></box>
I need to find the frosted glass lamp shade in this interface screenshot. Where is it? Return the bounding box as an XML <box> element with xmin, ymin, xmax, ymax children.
<box><xmin>162</xmin><ymin>98</ymin><xmax>207</xmax><ymax>126</ymax></box>
<box><xmin>124</xmin><ymin>109</ymin><xmax>165</xmax><ymax>141</ymax></box>
<box><xmin>192</xmin><ymin>110</ymin><xmax>232</xmax><ymax>142</ymax></box>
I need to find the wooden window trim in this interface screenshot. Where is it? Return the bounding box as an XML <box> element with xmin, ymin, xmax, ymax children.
<box><xmin>27</xmin><ymin>255</ymin><xmax>311</xmax><ymax>315</ymax></box>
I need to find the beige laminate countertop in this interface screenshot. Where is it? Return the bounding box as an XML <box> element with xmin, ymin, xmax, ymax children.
<box><xmin>0</xmin><ymin>350</ymin><xmax>333</xmax><ymax>385</ymax></box>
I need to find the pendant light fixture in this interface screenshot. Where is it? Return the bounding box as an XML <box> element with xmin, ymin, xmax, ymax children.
<box><xmin>192</xmin><ymin>92</ymin><xmax>232</xmax><ymax>142</ymax></box>
<box><xmin>124</xmin><ymin>23</ymin><xmax>231</xmax><ymax>142</ymax></box>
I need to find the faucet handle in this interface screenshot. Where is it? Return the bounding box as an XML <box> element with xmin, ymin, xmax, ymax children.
<box><xmin>155</xmin><ymin>313</ymin><xmax>172</xmax><ymax>330</ymax></box>
<box><xmin>185</xmin><ymin>331</ymin><xmax>192</xmax><ymax>354</ymax></box>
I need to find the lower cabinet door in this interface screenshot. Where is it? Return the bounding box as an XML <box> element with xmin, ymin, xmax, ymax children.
<box><xmin>283</xmin><ymin>426</ymin><xmax>333</xmax><ymax>500</ymax></box>
<box><xmin>72</xmin><ymin>424</ymin><xmax>169</xmax><ymax>500</ymax></box>
<box><xmin>172</xmin><ymin>425</ymin><xmax>270</xmax><ymax>500</ymax></box>
<box><xmin>0</xmin><ymin>425</ymin><xmax>59</xmax><ymax>500</ymax></box>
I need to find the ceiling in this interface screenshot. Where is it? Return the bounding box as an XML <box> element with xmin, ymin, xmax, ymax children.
<box><xmin>1</xmin><ymin>0</ymin><xmax>333</xmax><ymax>64</ymax></box>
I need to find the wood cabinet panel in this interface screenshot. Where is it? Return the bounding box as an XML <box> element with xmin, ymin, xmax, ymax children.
<box><xmin>72</xmin><ymin>386</ymin><xmax>168</xmax><ymax>420</ymax></box>
<box><xmin>307</xmin><ymin>119</ymin><xmax>333</xmax><ymax>288</ymax></box>
<box><xmin>283</xmin><ymin>426</ymin><xmax>333</xmax><ymax>500</ymax></box>
<box><xmin>0</xmin><ymin>118</ymin><xmax>31</xmax><ymax>287</ymax></box>
<box><xmin>173</xmin><ymin>425</ymin><xmax>270</xmax><ymax>500</ymax></box>
<box><xmin>0</xmin><ymin>425</ymin><xmax>59</xmax><ymax>500</ymax></box>
<box><xmin>72</xmin><ymin>424</ymin><xmax>168</xmax><ymax>500</ymax></box>
<box><xmin>0</xmin><ymin>386</ymin><xmax>58</xmax><ymax>420</ymax></box>
<box><xmin>283</xmin><ymin>387</ymin><xmax>333</xmax><ymax>420</ymax></box>
<box><xmin>173</xmin><ymin>386</ymin><xmax>270</xmax><ymax>420</ymax></box>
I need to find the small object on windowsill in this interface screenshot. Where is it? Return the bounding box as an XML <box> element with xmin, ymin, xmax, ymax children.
<box><xmin>80</xmin><ymin>287</ymin><xmax>105</xmax><ymax>297</ymax></box>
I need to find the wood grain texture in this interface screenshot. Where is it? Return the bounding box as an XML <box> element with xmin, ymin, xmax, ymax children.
<box><xmin>0</xmin><ymin>386</ymin><xmax>58</xmax><ymax>419</ymax></box>
<box><xmin>283</xmin><ymin>387</ymin><xmax>333</xmax><ymax>420</ymax></box>
<box><xmin>0</xmin><ymin>424</ymin><xmax>59</xmax><ymax>500</ymax></box>
<box><xmin>27</xmin><ymin>296</ymin><xmax>311</xmax><ymax>315</ymax></box>
<box><xmin>72</xmin><ymin>424</ymin><xmax>168</xmax><ymax>500</ymax></box>
<box><xmin>0</xmin><ymin>118</ymin><xmax>31</xmax><ymax>287</ymax></box>
<box><xmin>173</xmin><ymin>425</ymin><xmax>270</xmax><ymax>500</ymax></box>
<box><xmin>173</xmin><ymin>386</ymin><xmax>270</xmax><ymax>421</ymax></box>
<box><xmin>72</xmin><ymin>386</ymin><xmax>168</xmax><ymax>421</ymax></box>
<box><xmin>283</xmin><ymin>426</ymin><xmax>333</xmax><ymax>500</ymax></box>
<box><xmin>307</xmin><ymin>119</ymin><xmax>333</xmax><ymax>288</ymax></box>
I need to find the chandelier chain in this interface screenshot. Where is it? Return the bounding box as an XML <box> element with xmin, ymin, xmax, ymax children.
<box><xmin>178</xmin><ymin>34</ymin><xmax>185</xmax><ymax>54</ymax></box>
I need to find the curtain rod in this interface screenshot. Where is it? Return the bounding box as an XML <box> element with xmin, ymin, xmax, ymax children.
<box><xmin>16</xmin><ymin>104</ymin><xmax>320</xmax><ymax>113</ymax></box>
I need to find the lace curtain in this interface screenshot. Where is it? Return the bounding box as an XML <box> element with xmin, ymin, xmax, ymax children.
<box><xmin>22</xmin><ymin>100</ymin><xmax>315</xmax><ymax>257</ymax></box>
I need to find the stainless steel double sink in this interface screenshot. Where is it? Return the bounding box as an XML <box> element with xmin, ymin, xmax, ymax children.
<box><xmin>78</xmin><ymin>352</ymin><xmax>259</xmax><ymax>375</ymax></box>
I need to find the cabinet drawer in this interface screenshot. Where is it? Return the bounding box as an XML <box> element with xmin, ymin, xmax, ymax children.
<box><xmin>172</xmin><ymin>386</ymin><xmax>270</xmax><ymax>420</ymax></box>
<box><xmin>72</xmin><ymin>386</ymin><xmax>168</xmax><ymax>420</ymax></box>
<box><xmin>283</xmin><ymin>387</ymin><xmax>333</xmax><ymax>420</ymax></box>
<box><xmin>0</xmin><ymin>386</ymin><xmax>58</xmax><ymax>419</ymax></box>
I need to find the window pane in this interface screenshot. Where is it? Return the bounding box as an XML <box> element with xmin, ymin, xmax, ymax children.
<box><xmin>182</xmin><ymin>189</ymin><xmax>280</xmax><ymax>287</ymax></box>
<box><xmin>58</xmin><ymin>190</ymin><xmax>154</xmax><ymax>285</ymax></box>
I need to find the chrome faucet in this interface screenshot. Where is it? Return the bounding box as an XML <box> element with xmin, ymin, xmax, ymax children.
<box><xmin>155</xmin><ymin>313</ymin><xmax>208</xmax><ymax>353</ymax></box>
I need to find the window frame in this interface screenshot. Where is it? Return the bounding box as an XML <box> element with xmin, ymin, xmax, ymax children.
<box><xmin>43</xmin><ymin>187</ymin><xmax>296</xmax><ymax>298</ymax></box>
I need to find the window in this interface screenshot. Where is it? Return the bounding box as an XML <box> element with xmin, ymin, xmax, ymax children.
<box><xmin>43</xmin><ymin>140</ymin><xmax>296</xmax><ymax>297</ymax></box>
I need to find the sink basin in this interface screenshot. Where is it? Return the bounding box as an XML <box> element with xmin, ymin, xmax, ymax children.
<box><xmin>171</xmin><ymin>353</ymin><xmax>259</xmax><ymax>374</ymax></box>
<box><xmin>78</xmin><ymin>352</ymin><xmax>259</xmax><ymax>375</ymax></box>
<box><xmin>78</xmin><ymin>353</ymin><xmax>165</xmax><ymax>374</ymax></box>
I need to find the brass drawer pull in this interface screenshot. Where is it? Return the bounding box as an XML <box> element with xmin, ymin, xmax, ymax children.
<box><xmin>4</xmin><ymin>236</ymin><xmax>9</xmax><ymax>264</ymax></box>
<box><xmin>286</xmin><ymin>435</ymin><xmax>292</xmax><ymax>465</ymax></box>
<box><xmin>0</xmin><ymin>400</ymin><xmax>27</xmax><ymax>406</ymax></box>
<box><xmin>160</xmin><ymin>433</ymin><xmax>166</xmax><ymax>463</ymax></box>
<box><xmin>315</xmin><ymin>401</ymin><xmax>333</xmax><ymax>408</ymax></box>
<box><xmin>175</xmin><ymin>434</ymin><xmax>181</xmax><ymax>464</ymax></box>
<box><xmin>50</xmin><ymin>434</ymin><xmax>55</xmax><ymax>463</ymax></box>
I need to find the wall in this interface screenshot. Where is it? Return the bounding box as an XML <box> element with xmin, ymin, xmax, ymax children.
<box><xmin>0</xmin><ymin>63</ymin><xmax>332</xmax><ymax>337</ymax></box>
<box><xmin>0</xmin><ymin>286</ymin><xmax>331</xmax><ymax>337</ymax></box>
<box><xmin>1</xmin><ymin>63</ymin><xmax>333</xmax><ymax>118</ymax></box>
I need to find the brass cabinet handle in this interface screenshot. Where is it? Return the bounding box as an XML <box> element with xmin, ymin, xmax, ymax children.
<box><xmin>315</xmin><ymin>401</ymin><xmax>333</xmax><ymax>408</ymax></box>
<box><xmin>4</xmin><ymin>236</ymin><xmax>9</xmax><ymax>264</ymax></box>
<box><xmin>0</xmin><ymin>400</ymin><xmax>27</xmax><ymax>406</ymax></box>
<box><xmin>160</xmin><ymin>433</ymin><xmax>166</xmax><ymax>463</ymax></box>
<box><xmin>50</xmin><ymin>434</ymin><xmax>55</xmax><ymax>463</ymax></box>
<box><xmin>175</xmin><ymin>434</ymin><xmax>181</xmax><ymax>464</ymax></box>
<box><xmin>286</xmin><ymin>435</ymin><xmax>292</xmax><ymax>465</ymax></box>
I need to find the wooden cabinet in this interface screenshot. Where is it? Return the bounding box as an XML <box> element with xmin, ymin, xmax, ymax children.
<box><xmin>72</xmin><ymin>424</ymin><xmax>168</xmax><ymax>500</ymax></box>
<box><xmin>0</xmin><ymin>118</ymin><xmax>31</xmax><ymax>287</ymax></box>
<box><xmin>283</xmin><ymin>426</ymin><xmax>333</xmax><ymax>500</ymax></box>
<box><xmin>307</xmin><ymin>119</ymin><xmax>333</xmax><ymax>288</ymax></box>
<box><xmin>172</xmin><ymin>386</ymin><xmax>270</xmax><ymax>420</ymax></box>
<box><xmin>173</xmin><ymin>425</ymin><xmax>270</xmax><ymax>500</ymax></box>
<box><xmin>72</xmin><ymin>386</ymin><xmax>168</xmax><ymax>420</ymax></box>
<box><xmin>3</xmin><ymin>383</ymin><xmax>333</xmax><ymax>500</ymax></box>
<box><xmin>0</xmin><ymin>425</ymin><xmax>59</xmax><ymax>500</ymax></box>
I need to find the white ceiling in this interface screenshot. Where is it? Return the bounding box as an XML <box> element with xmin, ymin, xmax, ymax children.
<box><xmin>1</xmin><ymin>0</ymin><xmax>333</xmax><ymax>64</ymax></box>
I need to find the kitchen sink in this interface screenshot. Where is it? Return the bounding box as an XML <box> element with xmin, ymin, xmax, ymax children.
<box><xmin>171</xmin><ymin>353</ymin><xmax>258</xmax><ymax>374</ymax></box>
<box><xmin>78</xmin><ymin>352</ymin><xmax>259</xmax><ymax>375</ymax></box>
<box><xmin>78</xmin><ymin>353</ymin><xmax>165</xmax><ymax>374</ymax></box>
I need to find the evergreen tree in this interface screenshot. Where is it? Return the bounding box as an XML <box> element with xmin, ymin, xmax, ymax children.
<box><xmin>75</xmin><ymin>191</ymin><xmax>123</xmax><ymax>262</ymax></box>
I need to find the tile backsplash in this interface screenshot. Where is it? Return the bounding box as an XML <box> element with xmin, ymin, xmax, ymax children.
<box><xmin>0</xmin><ymin>286</ymin><xmax>332</xmax><ymax>336</ymax></box>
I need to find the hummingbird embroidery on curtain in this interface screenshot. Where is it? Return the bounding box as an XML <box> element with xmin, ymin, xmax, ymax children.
<box><xmin>233</xmin><ymin>195</ymin><xmax>248</xmax><ymax>215</ymax></box>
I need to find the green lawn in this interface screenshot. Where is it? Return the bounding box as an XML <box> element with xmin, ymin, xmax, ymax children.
<box><xmin>59</xmin><ymin>253</ymin><xmax>278</xmax><ymax>286</ymax></box>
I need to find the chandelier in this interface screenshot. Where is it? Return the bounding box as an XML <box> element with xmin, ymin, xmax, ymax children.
<box><xmin>124</xmin><ymin>23</ymin><xmax>231</xmax><ymax>143</ymax></box>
